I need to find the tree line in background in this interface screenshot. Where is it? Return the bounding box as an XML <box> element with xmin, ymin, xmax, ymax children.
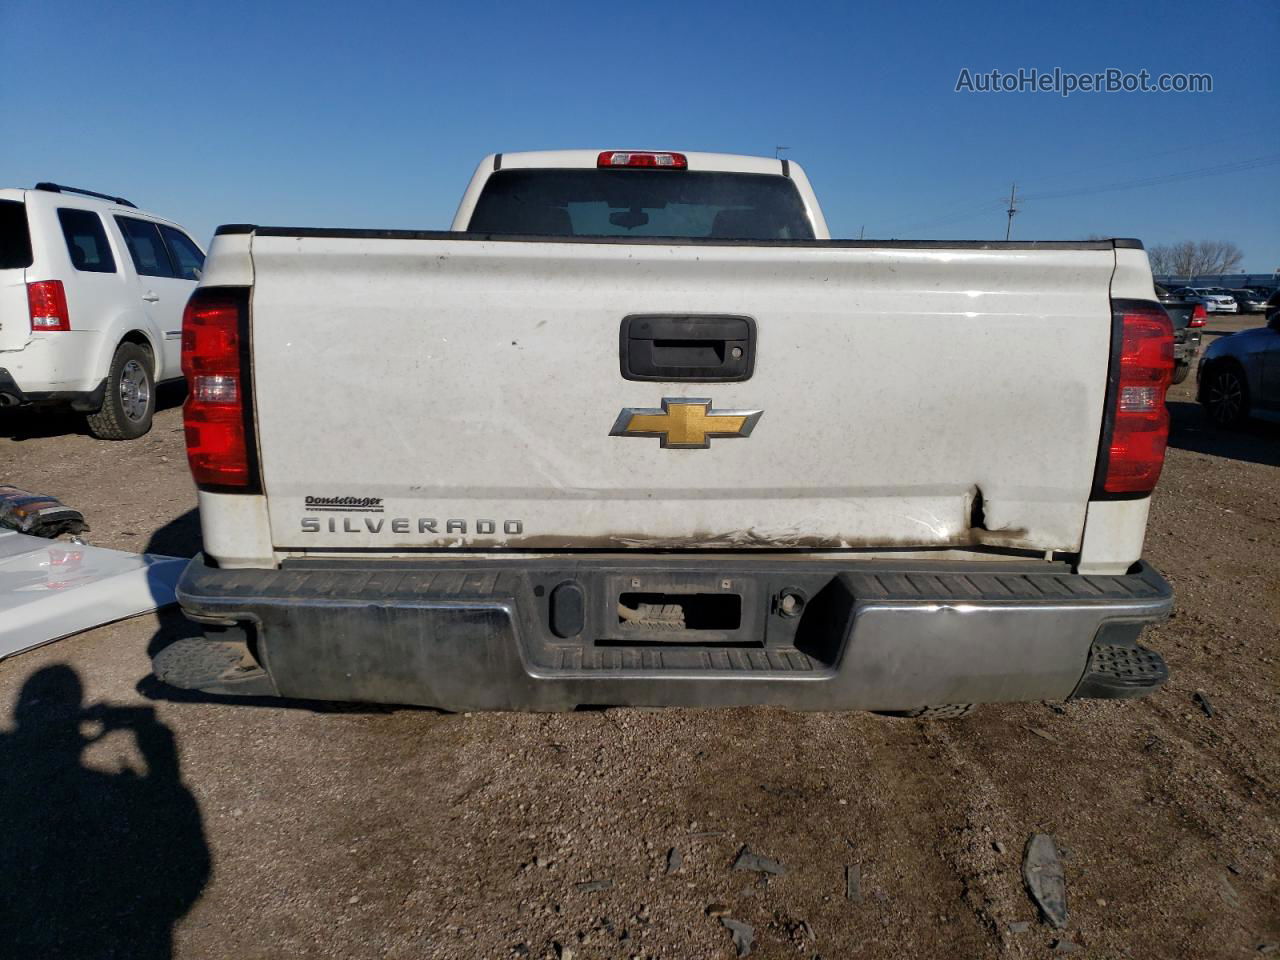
<box><xmin>1147</xmin><ymin>240</ymin><xmax>1244</xmax><ymax>277</ymax></box>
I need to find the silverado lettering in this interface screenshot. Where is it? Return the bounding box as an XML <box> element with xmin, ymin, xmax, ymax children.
<box><xmin>299</xmin><ymin>518</ymin><xmax>523</xmax><ymax>536</ymax></box>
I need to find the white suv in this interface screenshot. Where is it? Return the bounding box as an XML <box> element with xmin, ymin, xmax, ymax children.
<box><xmin>0</xmin><ymin>183</ymin><xmax>205</xmax><ymax>439</ymax></box>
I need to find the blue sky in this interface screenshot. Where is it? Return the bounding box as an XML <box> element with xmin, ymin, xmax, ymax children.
<box><xmin>3</xmin><ymin>0</ymin><xmax>1277</xmax><ymax>269</ymax></box>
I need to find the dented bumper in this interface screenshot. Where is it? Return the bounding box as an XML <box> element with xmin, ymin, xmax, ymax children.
<box><xmin>163</xmin><ymin>554</ymin><xmax>1172</xmax><ymax>712</ymax></box>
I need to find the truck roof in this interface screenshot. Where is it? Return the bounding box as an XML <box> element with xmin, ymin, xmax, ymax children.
<box><xmin>451</xmin><ymin>150</ymin><xmax>830</xmax><ymax>236</ymax></box>
<box><xmin>486</xmin><ymin>149</ymin><xmax>791</xmax><ymax>176</ymax></box>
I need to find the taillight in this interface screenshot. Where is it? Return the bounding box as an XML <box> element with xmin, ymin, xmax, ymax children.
<box><xmin>1096</xmin><ymin>300</ymin><xmax>1174</xmax><ymax>496</ymax></box>
<box><xmin>1189</xmin><ymin>303</ymin><xmax>1206</xmax><ymax>327</ymax></box>
<box><xmin>597</xmin><ymin>151</ymin><xmax>687</xmax><ymax>169</ymax></box>
<box><xmin>182</xmin><ymin>287</ymin><xmax>258</xmax><ymax>491</ymax></box>
<box><xmin>28</xmin><ymin>280</ymin><xmax>70</xmax><ymax>331</ymax></box>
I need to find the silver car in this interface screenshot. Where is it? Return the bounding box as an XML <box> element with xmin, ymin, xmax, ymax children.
<box><xmin>1228</xmin><ymin>289</ymin><xmax>1269</xmax><ymax>313</ymax></box>
<box><xmin>1174</xmin><ymin>287</ymin><xmax>1239</xmax><ymax>313</ymax></box>
<box><xmin>1197</xmin><ymin>311</ymin><xmax>1280</xmax><ymax>425</ymax></box>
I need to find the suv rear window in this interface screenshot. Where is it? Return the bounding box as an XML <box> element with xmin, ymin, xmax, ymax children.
<box><xmin>467</xmin><ymin>169</ymin><xmax>815</xmax><ymax>240</ymax></box>
<box><xmin>0</xmin><ymin>200</ymin><xmax>33</xmax><ymax>269</ymax></box>
<box><xmin>115</xmin><ymin>216</ymin><xmax>175</xmax><ymax>278</ymax></box>
<box><xmin>57</xmin><ymin>208</ymin><xmax>117</xmax><ymax>273</ymax></box>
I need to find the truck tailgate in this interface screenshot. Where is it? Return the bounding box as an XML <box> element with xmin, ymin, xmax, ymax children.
<box><xmin>247</xmin><ymin>235</ymin><xmax>1116</xmax><ymax>553</ymax></box>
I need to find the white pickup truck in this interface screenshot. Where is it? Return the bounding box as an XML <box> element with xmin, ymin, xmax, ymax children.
<box><xmin>156</xmin><ymin>150</ymin><xmax>1176</xmax><ymax>715</ymax></box>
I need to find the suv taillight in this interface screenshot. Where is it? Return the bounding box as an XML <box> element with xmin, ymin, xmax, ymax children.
<box><xmin>28</xmin><ymin>280</ymin><xmax>70</xmax><ymax>331</ymax></box>
<box><xmin>182</xmin><ymin>287</ymin><xmax>258</xmax><ymax>491</ymax></box>
<box><xmin>1095</xmin><ymin>300</ymin><xmax>1174</xmax><ymax>496</ymax></box>
<box><xmin>1189</xmin><ymin>303</ymin><xmax>1207</xmax><ymax>327</ymax></box>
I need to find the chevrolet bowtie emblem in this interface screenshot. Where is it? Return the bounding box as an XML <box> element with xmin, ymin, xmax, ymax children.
<box><xmin>610</xmin><ymin>398</ymin><xmax>763</xmax><ymax>449</ymax></box>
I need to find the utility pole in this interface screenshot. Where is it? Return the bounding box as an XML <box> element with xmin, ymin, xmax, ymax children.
<box><xmin>1004</xmin><ymin>182</ymin><xmax>1019</xmax><ymax>241</ymax></box>
<box><xmin>858</xmin><ymin>225</ymin><xmax>865</xmax><ymax>240</ymax></box>
<box><xmin>775</xmin><ymin>145</ymin><xmax>790</xmax><ymax>159</ymax></box>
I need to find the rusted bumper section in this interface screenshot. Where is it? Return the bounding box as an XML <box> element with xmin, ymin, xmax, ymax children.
<box><xmin>158</xmin><ymin>554</ymin><xmax>1172</xmax><ymax>712</ymax></box>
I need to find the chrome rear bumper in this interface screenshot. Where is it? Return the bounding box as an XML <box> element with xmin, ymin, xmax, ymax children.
<box><xmin>160</xmin><ymin>554</ymin><xmax>1172</xmax><ymax>712</ymax></box>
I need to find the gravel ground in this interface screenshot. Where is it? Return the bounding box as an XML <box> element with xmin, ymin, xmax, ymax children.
<box><xmin>0</xmin><ymin>316</ymin><xmax>1276</xmax><ymax>959</ymax></box>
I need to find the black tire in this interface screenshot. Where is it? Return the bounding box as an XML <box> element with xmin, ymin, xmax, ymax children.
<box><xmin>1200</xmin><ymin>361</ymin><xmax>1249</xmax><ymax>428</ymax></box>
<box><xmin>86</xmin><ymin>342</ymin><xmax>155</xmax><ymax>440</ymax></box>
<box><xmin>1171</xmin><ymin>360</ymin><xmax>1190</xmax><ymax>385</ymax></box>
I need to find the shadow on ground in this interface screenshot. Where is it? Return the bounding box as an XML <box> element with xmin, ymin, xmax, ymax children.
<box><xmin>148</xmin><ymin>507</ymin><xmax>202</xmax><ymax>559</ymax></box>
<box><xmin>0</xmin><ymin>381</ymin><xmax>186</xmax><ymax>441</ymax></box>
<box><xmin>0</xmin><ymin>665</ymin><xmax>210</xmax><ymax>959</ymax></box>
<box><xmin>1166</xmin><ymin>400</ymin><xmax>1280</xmax><ymax>468</ymax></box>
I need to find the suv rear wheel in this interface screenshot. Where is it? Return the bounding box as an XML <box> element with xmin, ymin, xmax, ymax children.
<box><xmin>86</xmin><ymin>342</ymin><xmax>155</xmax><ymax>440</ymax></box>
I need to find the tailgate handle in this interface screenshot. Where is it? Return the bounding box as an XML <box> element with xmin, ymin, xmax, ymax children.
<box><xmin>620</xmin><ymin>315</ymin><xmax>755</xmax><ymax>382</ymax></box>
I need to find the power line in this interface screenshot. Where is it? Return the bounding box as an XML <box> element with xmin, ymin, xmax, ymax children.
<box><xmin>887</xmin><ymin>153</ymin><xmax>1280</xmax><ymax>236</ymax></box>
<box><xmin>898</xmin><ymin>197</ymin><xmax>1007</xmax><ymax>233</ymax></box>
<box><xmin>911</xmin><ymin>147</ymin><xmax>1243</xmax><ymax>230</ymax></box>
<box><xmin>1018</xmin><ymin>153</ymin><xmax>1280</xmax><ymax>202</ymax></box>
<box><xmin>1012</xmin><ymin>142</ymin><xmax>1233</xmax><ymax>190</ymax></box>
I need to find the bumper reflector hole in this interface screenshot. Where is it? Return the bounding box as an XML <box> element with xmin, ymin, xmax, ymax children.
<box><xmin>549</xmin><ymin>582</ymin><xmax>584</xmax><ymax>638</ymax></box>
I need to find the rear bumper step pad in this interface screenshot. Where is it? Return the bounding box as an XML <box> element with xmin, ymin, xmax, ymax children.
<box><xmin>166</xmin><ymin>555</ymin><xmax>1172</xmax><ymax>711</ymax></box>
<box><xmin>1070</xmin><ymin>642</ymin><xmax>1169</xmax><ymax>699</ymax></box>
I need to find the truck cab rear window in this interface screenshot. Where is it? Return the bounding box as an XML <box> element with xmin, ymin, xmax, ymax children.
<box><xmin>0</xmin><ymin>200</ymin><xmax>33</xmax><ymax>269</ymax></box>
<box><xmin>467</xmin><ymin>169</ymin><xmax>815</xmax><ymax>240</ymax></box>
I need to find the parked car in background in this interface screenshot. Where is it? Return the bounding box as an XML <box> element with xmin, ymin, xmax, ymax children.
<box><xmin>1197</xmin><ymin>310</ymin><xmax>1280</xmax><ymax>426</ymax></box>
<box><xmin>1156</xmin><ymin>283</ymin><xmax>1206</xmax><ymax>383</ymax></box>
<box><xmin>1267</xmin><ymin>289</ymin><xmax>1280</xmax><ymax>321</ymax></box>
<box><xmin>1228</xmin><ymin>289</ymin><xmax>1268</xmax><ymax>313</ymax></box>
<box><xmin>0</xmin><ymin>183</ymin><xmax>204</xmax><ymax>438</ymax></box>
<box><xmin>1172</xmin><ymin>287</ymin><xmax>1238</xmax><ymax>313</ymax></box>
<box><xmin>1205</xmin><ymin>287</ymin><xmax>1241</xmax><ymax>309</ymax></box>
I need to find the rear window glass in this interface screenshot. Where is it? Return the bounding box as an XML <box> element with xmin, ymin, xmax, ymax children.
<box><xmin>159</xmin><ymin>225</ymin><xmax>204</xmax><ymax>281</ymax></box>
<box><xmin>467</xmin><ymin>169</ymin><xmax>815</xmax><ymax>240</ymax></box>
<box><xmin>0</xmin><ymin>200</ymin><xmax>33</xmax><ymax>269</ymax></box>
<box><xmin>57</xmin><ymin>208</ymin><xmax>117</xmax><ymax>273</ymax></box>
<box><xmin>115</xmin><ymin>216</ymin><xmax>175</xmax><ymax>278</ymax></box>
